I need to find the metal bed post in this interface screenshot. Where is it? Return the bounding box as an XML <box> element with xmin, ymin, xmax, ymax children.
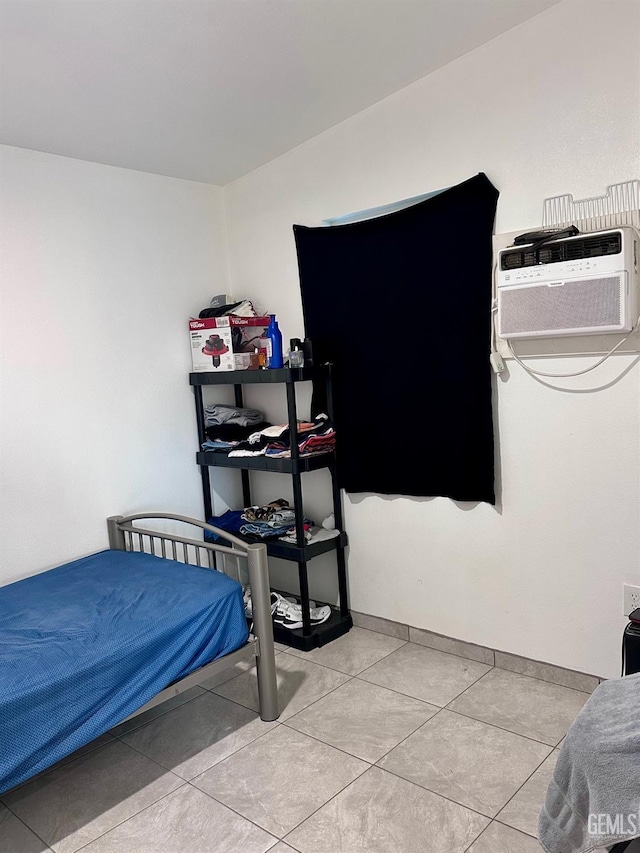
<box><xmin>107</xmin><ymin>515</ymin><xmax>126</xmax><ymax>550</ymax></box>
<box><xmin>247</xmin><ymin>542</ymin><xmax>278</xmax><ymax>721</ymax></box>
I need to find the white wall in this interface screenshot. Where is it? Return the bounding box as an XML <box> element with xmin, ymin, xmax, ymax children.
<box><xmin>0</xmin><ymin>146</ymin><xmax>228</xmax><ymax>583</ymax></box>
<box><xmin>222</xmin><ymin>0</ymin><xmax>640</xmax><ymax>678</ymax></box>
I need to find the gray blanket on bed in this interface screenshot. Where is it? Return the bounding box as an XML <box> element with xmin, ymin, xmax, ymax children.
<box><xmin>539</xmin><ymin>672</ymin><xmax>640</xmax><ymax>853</ymax></box>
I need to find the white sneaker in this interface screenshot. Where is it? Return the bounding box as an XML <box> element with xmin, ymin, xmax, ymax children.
<box><xmin>243</xmin><ymin>588</ymin><xmax>300</xmax><ymax>618</ymax></box>
<box><xmin>273</xmin><ymin>598</ymin><xmax>331</xmax><ymax>630</ymax></box>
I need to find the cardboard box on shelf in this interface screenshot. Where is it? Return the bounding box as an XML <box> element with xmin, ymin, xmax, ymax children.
<box><xmin>189</xmin><ymin>316</ymin><xmax>270</xmax><ymax>372</ymax></box>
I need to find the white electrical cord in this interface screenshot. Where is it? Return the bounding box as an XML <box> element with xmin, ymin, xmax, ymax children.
<box><xmin>506</xmin><ymin>320</ymin><xmax>639</xmax><ymax>378</ymax></box>
<box><xmin>489</xmin><ymin>256</ymin><xmax>506</xmax><ymax>374</ymax></box>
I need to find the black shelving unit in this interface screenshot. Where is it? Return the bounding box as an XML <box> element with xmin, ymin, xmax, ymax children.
<box><xmin>190</xmin><ymin>364</ymin><xmax>352</xmax><ymax>651</ymax></box>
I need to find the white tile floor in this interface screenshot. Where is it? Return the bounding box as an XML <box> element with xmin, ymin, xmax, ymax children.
<box><xmin>0</xmin><ymin>627</ymin><xmax>636</xmax><ymax>853</ymax></box>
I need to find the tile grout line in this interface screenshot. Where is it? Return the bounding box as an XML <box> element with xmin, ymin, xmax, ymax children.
<box><xmin>267</xmin><ymin>671</ymin><xmax>357</xmax><ymax>722</ymax></box>
<box><xmin>489</xmin><ymin>665</ymin><xmax>595</xmax><ymax>697</ymax></box>
<box><xmin>462</xmin><ymin>819</ymin><xmax>543</xmax><ymax>852</ymax></box>
<box><xmin>188</xmin><ymin>743</ymin><xmax>370</xmax><ymax>846</ymax></box>
<box><xmin>0</xmin><ymin>736</ymin><xmax>117</xmax><ymax>801</ymax></box>
<box><xmin>119</xmin><ymin>710</ymin><xmax>284</xmax><ymax>785</ymax></box>
<box><xmin>372</xmin><ymin>705</ymin><xmax>448</xmax><ymax>765</ymax></box>
<box><xmin>443</xmin><ymin>704</ymin><xmax>560</xmax><ymax>749</ymax></box>
<box><xmin>352</xmin><ymin>658</ymin><xmax>494</xmax><ymax>718</ymax></box>
<box><xmin>461</xmin><ymin>819</ymin><xmax>496</xmax><ymax>853</ymax></box>
<box><xmin>278</xmin><ymin>761</ymin><xmax>373</xmax><ymax>845</ymax></box>
<box><xmin>71</xmin><ymin>781</ymin><xmax>193</xmax><ymax>853</ymax></box>
<box><xmin>110</xmin><ymin>687</ymin><xmax>206</xmax><ymax>738</ymax></box>
<box><xmin>279</xmin><ymin>635</ymin><xmax>409</xmax><ymax>677</ymax></box>
<box><xmin>282</xmin><ymin>681</ymin><xmax>441</xmax><ymax>764</ymax></box>
<box><xmin>0</xmin><ymin>799</ymin><xmax>55</xmax><ymax>851</ymax></box>
<box><xmin>440</xmin><ymin>667</ymin><xmax>570</xmax><ymax>748</ymax></box>
<box><xmin>406</xmin><ymin>636</ymin><xmax>495</xmax><ymax>668</ymax></box>
<box><xmin>279</xmin><ymin>717</ymin><xmax>378</xmax><ymax>765</ymax></box>
<box><xmin>183</xmin><ymin>778</ymin><xmax>284</xmax><ymax>847</ymax></box>
<box><xmin>490</xmin><ymin>749</ymin><xmax>560</xmax><ymax>841</ymax></box>
<box><xmin>442</xmin><ymin>665</ymin><xmax>496</xmax><ymax>710</ymax></box>
<box><xmin>207</xmin><ymin>662</ymin><xmax>357</xmax><ymax>722</ymax></box>
<box><xmin>374</xmin><ymin>759</ymin><xmax>509</xmax><ymax>825</ymax></box>
<box><xmin>493</xmin><ymin>816</ymin><xmax>539</xmax><ymax>840</ymax></box>
<box><xmin>493</xmin><ymin>777</ymin><xmax>549</xmax><ymax>838</ymax></box>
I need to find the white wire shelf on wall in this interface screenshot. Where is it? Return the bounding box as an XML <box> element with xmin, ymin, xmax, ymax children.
<box><xmin>543</xmin><ymin>180</ymin><xmax>640</xmax><ymax>233</ymax></box>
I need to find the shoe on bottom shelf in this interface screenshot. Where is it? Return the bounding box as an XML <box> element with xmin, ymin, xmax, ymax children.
<box><xmin>244</xmin><ymin>588</ymin><xmax>289</xmax><ymax>619</ymax></box>
<box><xmin>273</xmin><ymin>598</ymin><xmax>331</xmax><ymax>630</ymax></box>
<box><xmin>243</xmin><ymin>587</ymin><xmax>316</xmax><ymax>619</ymax></box>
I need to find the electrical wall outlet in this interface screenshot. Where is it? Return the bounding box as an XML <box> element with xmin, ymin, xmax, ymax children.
<box><xmin>623</xmin><ymin>584</ymin><xmax>640</xmax><ymax>617</ymax></box>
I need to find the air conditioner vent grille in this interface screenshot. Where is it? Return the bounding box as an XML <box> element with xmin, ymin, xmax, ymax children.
<box><xmin>501</xmin><ymin>232</ymin><xmax>622</xmax><ymax>271</ymax></box>
<box><xmin>499</xmin><ymin>277</ymin><xmax>622</xmax><ymax>336</ymax></box>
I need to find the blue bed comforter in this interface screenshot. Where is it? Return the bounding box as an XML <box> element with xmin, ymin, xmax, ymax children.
<box><xmin>0</xmin><ymin>549</ymin><xmax>249</xmax><ymax>793</ymax></box>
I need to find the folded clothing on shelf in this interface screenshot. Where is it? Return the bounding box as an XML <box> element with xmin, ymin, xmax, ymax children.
<box><xmin>201</xmin><ymin>439</ymin><xmax>238</xmax><ymax>452</ymax></box>
<box><xmin>240</xmin><ymin>499</ymin><xmax>312</xmax><ymax>541</ymax></box>
<box><xmin>201</xmin><ymin>420</ymin><xmax>272</xmax><ymax>453</ymax></box>
<box><xmin>205</xmin><ymin>499</ymin><xmax>315</xmax><ymax>543</ymax></box>
<box><xmin>241</xmin><ymin>522</ymin><xmax>312</xmax><ymax>541</ymax></box>
<box><xmin>228</xmin><ymin>413</ymin><xmax>335</xmax><ymax>458</ymax></box>
<box><xmin>204</xmin><ymin>403</ymin><xmax>265</xmax><ymax>429</ymax></box>
<box><xmin>204</xmin><ymin>509</ymin><xmax>245</xmax><ymax>541</ymax></box>
<box><xmin>205</xmin><ymin>421</ymin><xmax>271</xmax><ymax>442</ymax></box>
<box><xmin>240</xmin><ymin>498</ymin><xmax>290</xmax><ymax>521</ymax></box>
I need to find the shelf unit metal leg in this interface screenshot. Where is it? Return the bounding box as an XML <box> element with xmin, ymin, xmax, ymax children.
<box><xmin>234</xmin><ymin>384</ymin><xmax>252</xmax><ymax>508</ymax></box>
<box><xmin>194</xmin><ymin>385</ymin><xmax>214</xmax><ymax>520</ymax></box>
<box><xmin>336</xmin><ymin>545</ymin><xmax>349</xmax><ymax>618</ymax></box>
<box><xmin>285</xmin><ymin>379</ymin><xmax>312</xmax><ymax>635</ymax></box>
<box><xmin>329</xmin><ymin>459</ymin><xmax>349</xmax><ymax>617</ymax></box>
<box><xmin>297</xmin><ymin>561</ymin><xmax>312</xmax><ymax>636</ymax></box>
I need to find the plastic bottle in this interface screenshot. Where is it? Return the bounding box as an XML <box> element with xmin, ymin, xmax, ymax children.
<box><xmin>265</xmin><ymin>314</ymin><xmax>283</xmax><ymax>368</ymax></box>
<box><xmin>302</xmin><ymin>337</ymin><xmax>314</xmax><ymax>367</ymax></box>
<box><xmin>289</xmin><ymin>338</ymin><xmax>304</xmax><ymax>368</ymax></box>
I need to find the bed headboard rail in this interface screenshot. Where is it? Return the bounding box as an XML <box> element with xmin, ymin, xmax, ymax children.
<box><xmin>107</xmin><ymin>513</ymin><xmax>252</xmax><ymax>569</ymax></box>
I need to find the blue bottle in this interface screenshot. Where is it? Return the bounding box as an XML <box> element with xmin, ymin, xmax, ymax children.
<box><xmin>266</xmin><ymin>314</ymin><xmax>283</xmax><ymax>368</ymax></box>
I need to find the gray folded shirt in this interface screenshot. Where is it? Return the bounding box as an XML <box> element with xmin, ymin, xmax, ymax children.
<box><xmin>204</xmin><ymin>403</ymin><xmax>265</xmax><ymax>428</ymax></box>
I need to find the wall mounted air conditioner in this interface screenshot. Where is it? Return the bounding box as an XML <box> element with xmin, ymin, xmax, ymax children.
<box><xmin>497</xmin><ymin>227</ymin><xmax>639</xmax><ymax>339</ymax></box>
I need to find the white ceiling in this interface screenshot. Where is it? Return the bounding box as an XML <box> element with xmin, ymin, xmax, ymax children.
<box><xmin>0</xmin><ymin>0</ymin><xmax>561</xmax><ymax>185</ymax></box>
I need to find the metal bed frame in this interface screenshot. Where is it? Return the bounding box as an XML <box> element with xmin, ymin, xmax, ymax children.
<box><xmin>106</xmin><ymin>512</ymin><xmax>278</xmax><ymax>722</ymax></box>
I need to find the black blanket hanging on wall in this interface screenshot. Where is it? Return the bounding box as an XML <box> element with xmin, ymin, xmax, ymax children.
<box><xmin>293</xmin><ymin>172</ymin><xmax>499</xmax><ymax>505</ymax></box>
